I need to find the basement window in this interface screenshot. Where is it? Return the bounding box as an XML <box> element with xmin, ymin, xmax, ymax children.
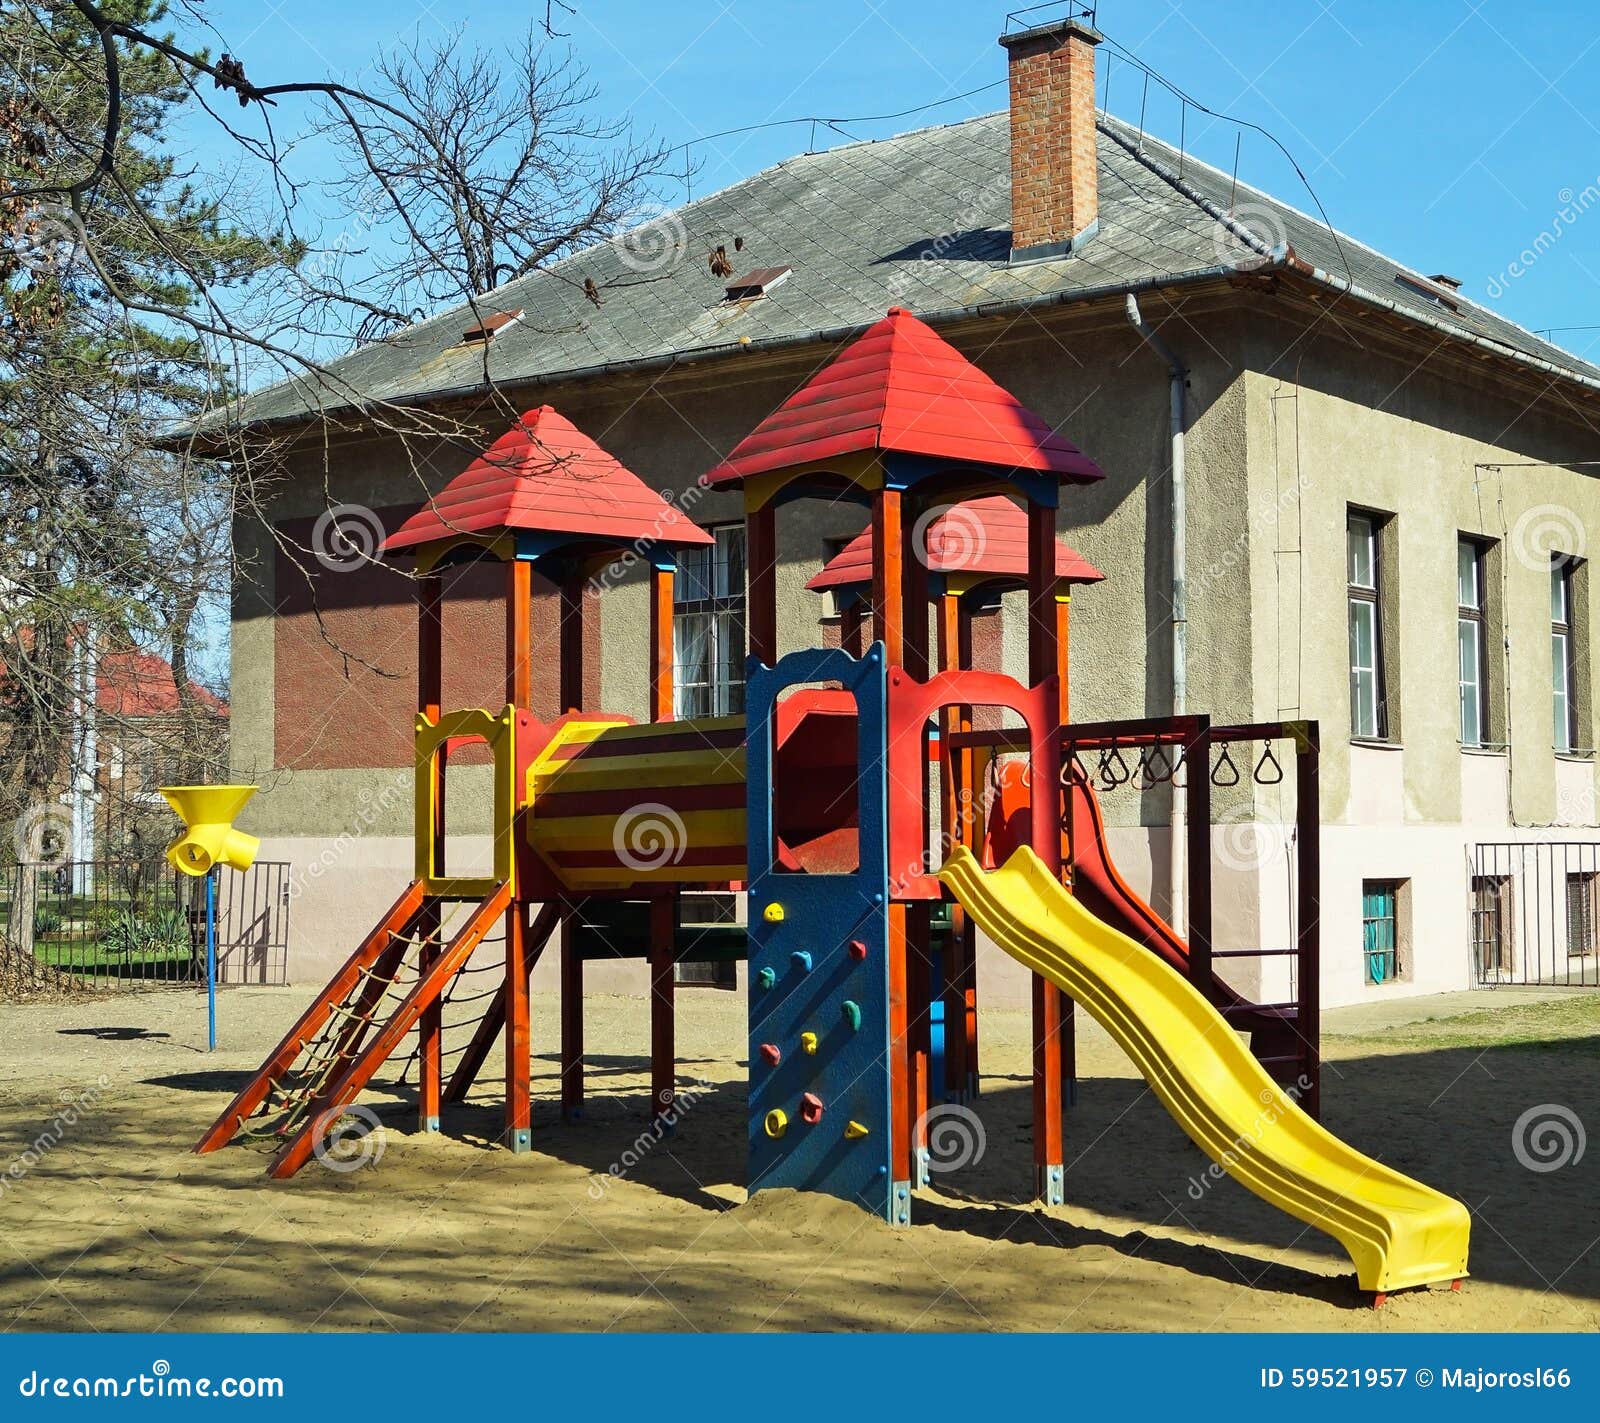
<box><xmin>461</xmin><ymin>308</ymin><xmax>524</xmax><ymax>343</ymax></box>
<box><xmin>724</xmin><ymin>267</ymin><xmax>791</xmax><ymax>303</ymax></box>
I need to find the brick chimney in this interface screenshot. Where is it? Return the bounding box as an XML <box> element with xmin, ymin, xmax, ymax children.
<box><xmin>1000</xmin><ymin>17</ymin><xmax>1103</xmax><ymax>261</ymax></box>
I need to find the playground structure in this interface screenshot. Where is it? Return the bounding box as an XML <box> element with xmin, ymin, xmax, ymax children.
<box><xmin>196</xmin><ymin>307</ymin><xmax>1469</xmax><ymax>1296</ymax></box>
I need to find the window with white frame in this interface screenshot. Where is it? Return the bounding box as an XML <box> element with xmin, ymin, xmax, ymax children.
<box><xmin>1347</xmin><ymin>511</ymin><xmax>1387</xmax><ymax>740</ymax></box>
<box><xmin>1458</xmin><ymin>537</ymin><xmax>1490</xmax><ymax>747</ymax></box>
<box><xmin>1552</xmin><ymin>556</ymin><xmax>1578</xmax><ymax>752</ymax></box>
<box><xmin>674</xmin><ymin>524</ymin><xmax>747</xmax><ymax>719</ymax></box>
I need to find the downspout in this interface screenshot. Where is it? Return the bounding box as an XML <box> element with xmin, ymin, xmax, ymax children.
<box><xmin>1125</xmin><ymin>294</ymin><xmax>1188</xmax><ymax>929</ymax></box>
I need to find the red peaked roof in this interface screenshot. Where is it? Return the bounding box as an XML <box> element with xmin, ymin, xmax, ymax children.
<box><xmin>807</xmin><ymin>496</ymin><xmax>1103</xmax><ymax>593</ymax></box>
<box><xmin>385</xmin><ymin>405</ymin><xmax>713</xmax><ymax>554</ymax></box>
<box><xmin>704</xmin><ymin>307</ymin><xmax>1105</xmax><ymax>487</ymax></box>
<box><xmin>97</xmin><ymin>651</ymin><xmax>228</xmax><ymax>718</ymax></box>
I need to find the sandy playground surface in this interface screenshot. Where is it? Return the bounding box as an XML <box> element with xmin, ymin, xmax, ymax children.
<box><xmin>1</xmin><ymin>981</ymin><xmax>1596</xmax><ymax>1332</ymax></box>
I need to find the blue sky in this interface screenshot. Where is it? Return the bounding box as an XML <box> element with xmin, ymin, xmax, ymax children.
<box><xmin>176</xmin><ymin>0</ymin><xmax>1600</xmax><ymax>359</ymax></box>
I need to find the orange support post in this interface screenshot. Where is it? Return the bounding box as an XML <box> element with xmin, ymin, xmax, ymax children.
<box><xmin>650</xmin><ymin>561</ymin><xmax>675</xmax><ymax>722</ymax></box>
<box><xmin>872</xmin><ymin>489</ymin><xmax>904</xmax><ymax>664</ymax></box>
<box><xmin>418</xmin><ymin>574</ymin><xmax>445</xmax><ymax>1133</ymax></box>
<box><xmin>506</xmin><ymin>560</ymin><xmax>533</xmax><ymax>1149</ymax></box>
<box><xmin>1027</xmin><ymin>502</ymin><xmax>1065</xmax><ymax>1203</ymax></box>
<box><xmin>445</xmin><ymin>902</ymin><xmax>559</xmax><ymax>1105</ymax></box>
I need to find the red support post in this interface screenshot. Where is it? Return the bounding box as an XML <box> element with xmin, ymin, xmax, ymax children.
<box><xmin>1056</xmin><ymin>587</ymin><xmax>1076</xmax><ymax>1105</ymax></box>
<box><xmin>559</xmin><ymin>573</ymin><xmax>585</xmax><ymax>714</ymax></box>
<box><xmin>1027</xmin><ymin>502</ymin><xmax>1064</xmax><ymax>1203</ymax></box>
<box><xmin>649</xmin><ymin>894</ymin><xmax>677</xmax><ymax>1126</ymax></box>
<box><xmin>506</xmin><ymin>560</ymin><xmax>533</xmax><ymax>1150</ymax></box>
<box><xmin>560</xmin><ymin>907</ymin><xmax>584</xmax><ymax>1122</ymax></box>
<box><xmin>747</xmin><ymin>503</ymin><xmax>779</xmax><ymax>666</ymax></box>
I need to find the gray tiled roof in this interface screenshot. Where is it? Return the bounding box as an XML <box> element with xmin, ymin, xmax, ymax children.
<box><xmin>223</xmin><ymin>110</ymin><xmax>1600</xmax><ymax>429</ymax></box>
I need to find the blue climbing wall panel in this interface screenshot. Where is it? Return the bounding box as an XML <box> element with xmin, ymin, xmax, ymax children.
<box><xmin>746</xmin><ymin>645</ymin><xmax>895</xmax><ymax>1222</ymax></box>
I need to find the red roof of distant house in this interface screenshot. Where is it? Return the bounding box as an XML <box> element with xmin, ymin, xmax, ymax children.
<box><xmin>384</xmin><ymin>405</ymin><xmax>714</xmax><ymax>555</ymax></box>
<box><xmin>97</xmin><ymin>651</ymin><xmax>227</xmax><ymax>718</ymax></box>
<box><xmin>704</xmin><ymin>307</ymin><xmax>1105</xmax><ymax>487</ymax></box>
<box><xmin>807</xmin><ymin>495</ymin><xmax>1104</xmax><ymax>594</ymax></box>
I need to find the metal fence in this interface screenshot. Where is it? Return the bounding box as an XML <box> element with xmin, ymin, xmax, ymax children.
<box><xmin>1</xmin><ymin>859</ymin><xmax>291</xmax><ymax>989</ymax></box>
<box><xmin>1469</xmin><ymin>842</ymin><xmax>1600</xmax><ymax>988</ymax></box>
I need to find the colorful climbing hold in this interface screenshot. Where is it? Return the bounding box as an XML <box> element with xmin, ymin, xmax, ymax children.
<box><xmin>790</xmin><ymin>949</ymin><xmax>812</xmax><ymax>972</ymax></box>
<box><xmin>841</xmin><ymin>1000</ymin><xmax>861</xmax><ymax>1031</ymax></box>
<box><xmin>800</xmin><ymin>1030</ymin><xmax>818</xmax><ymax>1055</ymax></box>
<box><xmin>757</xmin><ymin>966</ymin><xmax>775</xmax><ymax>989</ymax></box>
<box><xmin>799</xmin><ymin>1093</ymin><xmax>824</xmax><ymax>1125</ymax></box>
<box><xmin>759</xmin><ymin>1042</ymin><xmax>781</xmax><ymax>1066</ymax></box>
<box><xmin>763</xmin><ymin>1108</ymin><xmax>788</xmax><ymax>1138</ymax></box>
<box><xmin>844</xmin><ymin>1120</ymin><xmax>869</xmax><ymax>1140</ymax></box>
<box><xmin>762</xmin><ymin>902</ymin><xmax>785</xmax><ymax>923</ymax></box>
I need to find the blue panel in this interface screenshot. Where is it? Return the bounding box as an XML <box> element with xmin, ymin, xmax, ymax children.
<box><xmin>745</xmin><ymin>645</ymin><xmax>895</xmax><ymax>1221</ymax></box>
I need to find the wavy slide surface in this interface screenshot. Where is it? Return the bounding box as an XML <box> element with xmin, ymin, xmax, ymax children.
<box><xmin>940</xmin><ymin>845</ymin><xmax>1470</xmax><ymax>1293</ymax></box>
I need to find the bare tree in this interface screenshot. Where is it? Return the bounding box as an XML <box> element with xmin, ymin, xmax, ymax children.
<box><xmin>318</xmin><ymin>26</ymin><xmax>672</xmax><ymax>340</ymax></box>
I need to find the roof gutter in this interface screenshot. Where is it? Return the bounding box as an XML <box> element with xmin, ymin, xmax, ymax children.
<box><xmin>176</xmin><ymin>263</ymin><xmax>1257</xmax><ymax>448</ymax></box>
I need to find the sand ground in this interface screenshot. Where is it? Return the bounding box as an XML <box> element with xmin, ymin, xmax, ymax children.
<box><xmin>1</xmin><ymin>981</ymin><xmax>1596</xmax><ymax>1332</ymax></box>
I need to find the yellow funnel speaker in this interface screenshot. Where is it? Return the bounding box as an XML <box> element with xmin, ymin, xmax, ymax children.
<box><xmin>159</xmin><ymin>785</ymin><xmax>260</xmax><ymax>876</ymax></box>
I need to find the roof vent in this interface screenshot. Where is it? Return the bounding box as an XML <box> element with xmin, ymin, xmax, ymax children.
<box><xmin>724</xmin><ymin>267</ymin><xmax>791</xmax><ymax>302</ymax></box>
<box><xmin>1428</xmin><ymin>273</ymin><xmax>1463</xmax><ymax>291</ymax></box>
<box><xmin>462</xmin><ymin>308</ymin><xmax>524</xmax><ymax>343</ymax></box>
<box><xmin>1395</xmin><ymin>273</ymin><xmax>1460</xmax><ymax>312</ymax></box>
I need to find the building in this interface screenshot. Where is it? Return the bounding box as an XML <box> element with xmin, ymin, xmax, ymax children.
<box><xmin>205</xmin><ymin>17</ymin><xmax>1600</xmax><ymax>1005</ymax></box>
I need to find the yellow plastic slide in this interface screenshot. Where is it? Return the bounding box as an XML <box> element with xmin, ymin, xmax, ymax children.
<box><xmin>939</xmin><ymin>845</ymin><xmax>1470</xmax><ymax>1293</ymax></box>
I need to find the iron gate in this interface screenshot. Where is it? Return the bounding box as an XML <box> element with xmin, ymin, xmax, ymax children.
<box><xmin>1469</xmin><ymin>842</ymin><xmax>1600</xmax><ymax>987</ymax></box>
<box><xmin>1</xmin><ymin>859</ymin><xmax>292</xmax><ymax>989</ymax></box>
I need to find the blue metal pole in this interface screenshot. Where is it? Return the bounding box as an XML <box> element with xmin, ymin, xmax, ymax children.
<box><xmin>206</xmin><ymin>868</ymin><xmax>217</xmax><ymax>1052</ymax></box>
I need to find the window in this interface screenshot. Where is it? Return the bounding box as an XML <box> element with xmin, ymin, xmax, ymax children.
<box><xmin>1457</xmin><ymin>538</ymin><xmax>1490</xmax><ymax>747</ymax></box>
<box><xmin>1471</xmin><ymin>874</ymin><xmax>1514</xmax><ymax>980</ymax></box>
<box><xmin>1552</xmin><ymin>558</ymin><xmax>1578</xmax><ymax>752</ymax></box>
<box><xmin>1566</xmin><ymin>872</ymin><xmax>1597</xmax><ymax>957</ymax></box>
<box><xmin>674</xmin><ymin>524</ymin><xmax>746</xmax><ymax>719</ymax></box>
<box><xmin>1362</xmin><ymin>880</ymin><xmax>1401</xmax><ymax>985</ymax></box>
<box><xmin>1347</xmin><ymin>512</ymin><xmax>1387</xmax><ymax>739</ymax></box>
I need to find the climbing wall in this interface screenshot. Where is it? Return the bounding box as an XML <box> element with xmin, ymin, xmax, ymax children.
<box><xmin>745</xmin><ymin>647</ymin><xmax>897</xmax><ymax>1221</ymax></box>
